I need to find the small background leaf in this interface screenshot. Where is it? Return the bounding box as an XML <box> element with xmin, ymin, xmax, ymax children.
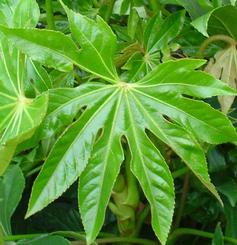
<box><xmin>0</xmin><ymin>165</ymin><xmax>25</xmax><ymax>235</ymax></box>
<box><xmin>212</xmin><ymin>223</ymin><xmax>224</xmax><ymax>245</ymax></box>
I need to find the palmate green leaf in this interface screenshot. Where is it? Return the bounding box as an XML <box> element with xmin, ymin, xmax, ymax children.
<box><xmin>0</xmin><ymin>26</ymin><xmax>80</xmax><ymax>72</ymax></box>
<box><xmin>2</xmin><ymin>6</ymin><xmax>237</xmax><ymax>245</ymax></box>
<box><xmin>0</xmin><ymin>1</ymin><xmax>120</xmax><ymax>83</ymax></box>
<box><xmin>27</xmin><ymin>62</ymin><xmax>236</xmax><ymax>245</ymax></box>
<box><xmin>0</xmin><ymin>165</ymin><xmax>25</xmax><ymax>235</ymax></box>
<box><xmin>0</xmin><ymin>40</ymin><xmax>48</xmax><ymax>175</ymax></box>
<box><xmin>62</xmin><ymin>2</ymin><xmax>119</xmax><ymax>83</ymax></box>
<box><xmin>123</xmin><ymin>10</ymin><xmax>185</xmax><ymax>82</ymax></box>
<box><xmin>0</xmin><ymin>0</ymin><xmax>48</xmax><ymax>175</ymax></box>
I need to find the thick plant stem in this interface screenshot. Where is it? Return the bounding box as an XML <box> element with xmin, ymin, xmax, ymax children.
<box><xmin>172</xmin><ymin>167</ymin><xmax>188</xmax><ymax>179</ymax></box>
<box><xmin>212</xmin><ymin>0</ymin><xmax>222</xmax><ymax>8</ymax></box>
<box><xmin>74</xmin><ymin>237</ymin><xmax>156</xmax><ymax>245</ymax></box>
<box><xmin>4</xmin><ymin>231</ymin><xmax>86</xmax><ymax>242</ymax></box>
<box><xmin>4</xmin><ymin>234</ymin><xmax>43</xmax><ymax>241</ymax></box>
<box><xmin>198</xmin><ymin>34</ymin><xmax>237</xmax><ymax>58</ymax></box>
<box><xmin>173</xmin><ymin>172</ymin><xmax>190</xmax><ymax>229</ymax></box>
<box><xmin>149</xmin><ymin>0</ymin><xmax>162</xmax><ymax>12</ymax></box>
<box><xmin>4</xmin><ymin>233</ymin><xmax>156</xmax><ymax>245</ymax></box>
<box><xmin>134</xmin><ymin>205</ymin><xmax>150</xmax><ymax>236</ymax></box>
<box><xmin>109</xmin><ymin>146</ymin><xmax>140</xmax><ymax>238</ymax></box>
<box><xmin>45</xmin><ymin>0</ymin><xmax>55</xmax><ymax>30</ymax></box>
<box><xmin>167</xmin><ymin>228</ymin><xmax>237</xmax><ymax>245</ymax></box>
<box><xmin>102</xmin><ymin>0</ymin><xmax>116</xmax><ymax>22</ymax></box>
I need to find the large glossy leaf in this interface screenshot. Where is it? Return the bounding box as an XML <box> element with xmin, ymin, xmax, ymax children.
<box><xmin>0</xmin><ymin>26</ymin><xmax>80</xmax><ymax>72</ymax></box>
<box><xmin>0</xmin><ymin>165</ymin><xmax>25</xmax><ymax>235</ymax></box>
<box><xmin>0</xmin><ymin>40</ymin><xmax>48</xmax><ymax>174</ymax></box>
<box><xmin>27</xmin><ymin>63</ymin><xmax>236</xmax><ymax>245</ymax></box>
<box><xmin>0</xmin><ymin>0</ymin><xmax>48</xmax><ymax>175</ymax></box>
<box><xmin>79</xmin><ymin>93</ymin><xmax>124</xmax><ymax>244</ymax></box>
<box><xmin>62</xmin><ymin>2</ymin><xmax>119</xmax><ymax>83</ymax></box>
<box><xmin>2</xmin><ymin>6</ymin><xmax>237</xmax><ymax>245</ymax></box>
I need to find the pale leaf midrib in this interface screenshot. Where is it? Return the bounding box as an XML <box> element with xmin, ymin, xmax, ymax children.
<box><xmin>124</xmin><ymin>93</ymin><xmax>162</xmax><ymax>235</ymax></box>
<box><xmin>131</xmin><ymin>92</ymin><xmax>212</xmax><ymax>186</ymax></box>
<box><xmin>133</xmin><ymin>88</ymin><xmax>228</xmax><ymax>136</ymax></box>
<box><xmin>0</xmin><ymin>42</ymin><xmax>19</xmax><ymax>96</ymax></box>
<box><xmin>73</xmin><ymin>16</ymin><xmax>117</xmax><ymax>81</ymax></box>
<box><xmin>29</xmin><ymin>89</ymin><xmax>120</xmax><ymax>215</ymax></box>
<box><xmin>84</xmin><ymin>91</ymin><xmax>123</xmax><ymax>239</ymax></box>
<box><xmin>47</xmin><ymin>86</ymin><xmax>114</xmax><ymax>118</ymax></box>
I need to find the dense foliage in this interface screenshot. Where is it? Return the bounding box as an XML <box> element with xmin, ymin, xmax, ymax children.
<box><xmin>1</xmin><ymin>0</ymin><xmax>237</xmax><ymax>244</ymax></box>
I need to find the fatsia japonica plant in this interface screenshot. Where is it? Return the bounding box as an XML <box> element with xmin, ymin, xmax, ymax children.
<box><xmin>1</xmin><ymin>0</ymin><xmax>237</xmax><ymax>245</ymax></box>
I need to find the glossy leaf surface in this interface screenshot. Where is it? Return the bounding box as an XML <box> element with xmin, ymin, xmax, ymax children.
<box><xmin>0</xmin><ymin>41</ymin><xmax>48</xmax><ymax>174</ymax></box>
<box><xmin>27</xmin><ymin>62</ymin><xmax>236</xmax><ymax>245</ymax></box>
<box><xmin>0</xmin><ymin>0</ymin><xmax>48</xmax><ymax>175</ymax></box>
<box><xmin>1</xmin><ymin>6</ymin><xmax>237</xmax><ymax>245</ymax></box>
<box><xmin>123</xmin><ymin>11</ymin><xmax>185</xmax><ymax>82</ymax></box>
<box><xmin>0</xmin><ymin>0</ymin><xmax>40</xmax><ymax>28</ymax></box>
<box><xmin>0</xmin><ymin>165</ymin><xmax>25</xmax><ymax>235</ymax></box>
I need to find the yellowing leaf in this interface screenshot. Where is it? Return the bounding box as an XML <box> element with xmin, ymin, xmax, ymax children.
<box><xmin>205</xmin><ymin>45</ymin><xmax>237</xmax><ymax>113</ymax></box>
